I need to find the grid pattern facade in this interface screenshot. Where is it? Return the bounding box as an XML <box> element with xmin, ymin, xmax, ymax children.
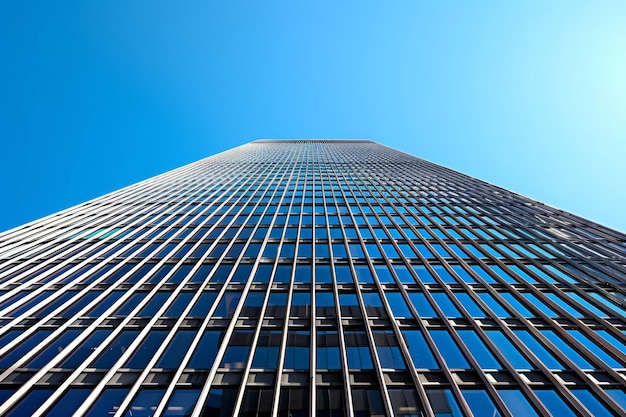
<box><xmin>0</xmin><ymin>140</ymin><xmax>625</xmax><ymax>417</ymax></box>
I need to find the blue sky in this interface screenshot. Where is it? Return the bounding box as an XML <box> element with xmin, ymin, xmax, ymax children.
<box><xmin>1</xmin><ymin>1</ymin><xmax>625</xmax><ymax>232</ymax></box>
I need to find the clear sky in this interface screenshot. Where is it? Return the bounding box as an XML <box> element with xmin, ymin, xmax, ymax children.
<box><xmin>1</xmin><ymin>1</ymin><xmax>625</xmax><ymax>233</ymax></box>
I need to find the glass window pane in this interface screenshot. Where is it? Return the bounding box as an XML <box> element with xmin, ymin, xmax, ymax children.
<box><xmin>453</xmin><ymin>292</ymin><xmax>486</xmax><ymax>317</ymax></box>
<box><xmin>535</xmin><ymin>390</ymin><xmax>577</xmax><ymax>417</ymax></box>
<box><xmin>391</xmin><ymin>389</ymin><xmax>424</xmax><ymax>417</ymax></box>
<box><xmin>567</xmin><ymin>330</ymin><xmax>622</xmax><ymax>368</ymax></box>
<box><xmin>124</xmin><ymin>388</ymin><xmax>166</xmax><ymax>417</ymax></box>
<box><xmin>213</xmin><ymin>292</ymin><xmax>241</xmax><ymax>318</ymax></box>
<box><xmin>408</xmin><ymin>292</ymin><xmax>437</xmax><ymax>318</ymax></box>
<box><xmin>485</xmin><ymin>330</ymin><xmax>531</xmax><ymax>369</ymax></box>
<box><xmin>335</xmin><ymin>265</ymin><xmax>354</xmax><ymax>284</ymax></box>
<box><xmin>498</xmin><ymin>390</ymin><xmax>539</xmax><ymax>417</ymax></box>
<box><xmin>354</xmin><ymin>265</ymin><xmax>374</xmax><ymax>284</ymax></box>
<box><xmin>571</xmin><ymin>390</ymin><xmax>614</xmax><ymax>417</ymax></box>
<box><xmin>277</xmin><ymin>388</ymin><xmax>308</xmax><ymax>417</ymax></box>
<box><xmin>58</xmin><ymin>329</ymin><xmax>111</xmax><ymax>369</ymax></box>
<box><xmin>462</xmin><ymin>390</ymin><xmax>502</xmax><ymax>417</ymax></box>
<box><xmin>6</xmin><ymin>389</ymin><xmax>54</xmax><ymax>417</ymax></box>
<box><xmin>156</xmin><ymin>330</ymin><xmax>196</xmax><ymax>369</ymax></box>
<box><xmin>374</xmin><ymin>265</ymin><xmax>395</xmax><ymax>284</ymax></box>
<box><xmin>240</xmin><ymin>388</ymin><xmax>274</xmax><ymax>417</ymax></box>
<box><xmin>512</xmin><ymin>330</ymin><xmax>563</xmax><ymax>370</ymax></box>
<box><xmin>412</xmin><ymin>265</ymin><xmax>436</xmax><ymax>283</ymax></box>
<box><xmin>188</xmin><ymin>330</ymin><xmax>224</xmax><ymax>369</ymax></box>
<box><xmin>385</xmin><ymin>292</ymin><xmax>413</xmax><ymax>318</ymax></box>
<box><xmin>426</xmin><ymin>389</ymin><xmax>463</xmax><ymax>417</ymax></box>
<box><xmin>500</xmin><ymin>292</ymin><xmax>532</xmax><ymax>317</ymax></box>
<box><xmin>46</xmin><ymin>388</ymin><xmax>91</xmax><ymax>417</ymax></box>
<box><xmin>163</xmin><ymin>389</ymin><xmax>202</xmax><ymax>417</ymax></box>
<box><xmin>352</xmin><ymin>389</ymin><xmax>385</xmax><ymax>416</ymax></box>
<box><xmin>605</xmin><ymin>389</ymin><xmax>626</xmax><ymax>411</ymax></box>
<box><xmin>477</xmin><ymin>292</ymin><xmax>511</xmax><ymax>317</ymax></box>
<box><xmin>84</xmin><ymin>388</ymin><xmax>129</xmax><ymax>417</ymax></box>
<box><xmin>458</xmin><ymin>330</ymin><xmax>501</xmax><ymax>369</ymax></box>
<box><xmin>402</xmin><ymin>330</ymin><xmax>438</xmax><ymax>369</ymax></box>
<box><xmin>429</xmin><ymin>330</ymin><xmax>468</xmax><ymax>368</ymax></box>
<box><xmin>91</xmin><ymin>330</ymin><xmax>139</xmax><ymax>368</ymax></box>
<box><xmin>431</xmin><ymin>292</ymin><xmax>461</xmax><ymax>317</ymax></box>
<box><xmin>540</xmin><ymin>330</ymin><xmax>593</xmax><ymax>370</ymax></box>
<box><xmin>220</xmin><ymin>330</ymin><xmax>254</xmax><ymax>369</ymax></box>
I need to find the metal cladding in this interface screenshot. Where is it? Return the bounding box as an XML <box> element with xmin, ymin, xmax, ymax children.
<box><xmin>0</xmin><ymin>140</ymin><xmax>624</xmax><ymax>417</ymax></box>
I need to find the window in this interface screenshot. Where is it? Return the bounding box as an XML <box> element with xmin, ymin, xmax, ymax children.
<box><xmin>390</xmin><ymin>389</ymin><xmax>423</xmax><ymax>416</ymax></box>
<box><xmin>429</xmin><ymin>330</ymin><xmax>468</xmax><ymax>368</ymax></box>
<box><xmin>540</xmin><ymin>330</ymin><xmax>593</xmax><ymax>370</ymax></box>
<box><xmin>5</xmin><ymin>389</ymin><xmax>55</xmax><ymax>417</ymax></box>
<box><xmin>567</xmin><ymin>330</ymin><xmax>621</xmax><ymax>368</ymax></box>
<box><xmin>164</xmin><ymin>292</ymin><xmax>194</xmax><ymax>317</ymax></box>
<box><xmin>408</xmin><ymin>292</ymin><xmax>438</xmax><ymax>318</ymax></box>
<box><xmin>163</xmin><ymin>388</ymin><xmax>200</xmax><ymax>417</ymax></box>
<box><xmin>512</xmin><ymin>330</ymin><xmax>563</xmax><ymax>370</ymax></box>
<box><xmin>62</xmin><ymin>331</ymin><xmax>110</xmax><ymax>369</ymax></box>
<box><xmin>253</xmin><ymin>264</ymin><xmax>273</xmax><ymax>283</ymax></box>
<box><xmin>373</xmin><ymin>330</ymin><xmax>406</xmax><ymax>370</ymax></box>
<box><xmin>362</xmin><ymin>292</ymin><xmax>386</xmax><ymax>317</ymax></box>
<box><xmin>571</xmin><ymin>390</ymin><xmax>613</xmax><ymax>417</ymax></box>
<box><xmin>124</xmin><ymin>388</ymin><xmax>166</xmax><ymax>417</ymax></box>
<box><xmin>317</xmin><ymin>388</ymin><xmax>344</xmax><ymax>417</ymax></box>
<box><xmin>497</xmin><ymin>390</ymin><xmax>539</xmax><ymax>417</ymax></box>
<box><xmin>453</xmin><ymin>292</ymin><xmax>486</xmax><ymax>317</ymax></box>
<box><xmin>277</xmin><ymin>388</ymin><xmax>308</xmax><ymax>417</ymax></box>
<box><xmin>335</xmin><ymin>265</ymin><xmax>354</xmax><ymax>284</ymax></box>
<box><xmin>189</xmin><ymin>291</ymin><xmax>218</xmax><ymax>316</ymax></box>
<box><xmin>252</xmin><ymin>330</ymin><xmax>281</xmax><ymax>369</ymax></box>
<box><xmin>425</xmin><ymin>389</ymin><xmax>463</xmax><ymax>417</ymax></box>
<box><xmin>462</xmin><ymin>390</ymin><xmax>501</xmax><ymax>417</ymax></box>
<box><xmin>294</xmin><ymin>265</ymin><xmax>311</xmax><ymax>284</ymax></box>
<box><xmin>90</xmin><ymin>330</ymin><xmax>139</xmax><ymax>368</ymax></box>
<box><xmin>477</xmin><ymin>292</ymin><xmax>511</xmax><ymax>317</ymax></box>
<box><xmin>431</xmin><ymin>292</ymin><xmax>461</xmax><ymax>317</ymax></box>
<box><xmin>220</xmin><ymin>330</ymin><xmax>254</xmax><ymax>369</ymax></box>
<box><xmin>458</xmin><ymin>330</ymin><xmax>501</xmax><ymax>369</ymax></box>
<box><xmin>315</xmin><ymin>264</ymin><xmax>333</xmax><ymax>284</ymax></box>
<box><xmin>211</xmin><ymin>264</ymin><xmax>233</xmax><ymax>283</ymax></box>
<box><xmin>232</xmin><ymin>264</ymin><xmax>253</xmax><ymax>284</ymax></box>
<box><xmin>186</xmin><ymin>331</ymin><xmax>223</xmax><ymax>369</ymax></box>
<box><xmin>284</xmin><ymin>330</ymin><xmax>310</xmax><ymax>370</ymax></box>
<box><xmin>485</xmin><ymin>330</ymin><xmax>531</xmax><ymax>369</ymax></box>
<box><xmin>412</xmin><ymin>265</ymin><xmax>436</xmax><ymax>283</ymax></box>
<box><xmin>352</xmin><ymin>389</ymin><xmax>385</xmax><ymax>417</ymax></box>
<box><xmin>385</xmin><ymin>292</ymin><xmax>413</xmax><ymax>318</ymax></box>
<box><xmin>290</xmin><ymin>292</ymin><xmax>311</xmax><ymax>317</ymax></box>
<box><xmin>156</xmin><ymin>330</ymin><xmax>196</xmax><ymax>369</ymax></box>
<box><xmin>45</xmin><ymin>389</ymin><xmax>91</xmax><ymax>417</ymax></box>
<box><xmin>402</xmin><ymin>330</ymin><xmax>438</xmax><ymax>369</ymax></box>
<box><xmin>274</xmin><ymin>265</ymin><xmax>292</xmax><ymax>283</ymax></box>
<box><xmin>266</xmin><ymin>292</ymin><xmax>288</xmax><ymax>317</ymax></box>
<box><xmin>345</xmin><ymin>331</ymin><xmax>373</xmax><ymax>370</ymax></box>
<box><xmin>84</xmin><ymin>388</ymin><xmax>129</xmax><ymax>417</ymax></box>
<box><xmin>316</xmin><ymin>291</ymin><xmax>335</xmax><ymax>317</ymax></box>
<box><xmin>213</xmin><ymin>292</ymin><xmax>241</xmax><ymax>318</ymax></box>
<box><xmin>535</xmin><ymin>390</ymin><xmax>577</xmax><ymax>417</ymax></box>
<box><xmin>240</xmin><ymin>388</ymin><xmax>274</xmax><ymax>417</ymax></box>
<box><xmin>317</xmin><ymin>331</ymin><xmax>341</xmax><ymax>370</ymax></box>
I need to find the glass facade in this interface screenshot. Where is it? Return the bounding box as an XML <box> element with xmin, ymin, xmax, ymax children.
<box><xmin>0</xmin><ymin>139</ymin><xmax>624</xmax><ymax>417</ymax></box>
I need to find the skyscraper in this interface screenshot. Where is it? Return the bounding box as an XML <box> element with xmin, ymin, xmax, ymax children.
<box><xmin>0</xmin><ymin>139</ymin><xmax>624</xmax><ymax>417</ymax></box>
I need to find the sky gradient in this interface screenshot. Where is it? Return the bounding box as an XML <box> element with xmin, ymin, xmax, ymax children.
<box><xmin>1</xmin><ymin>1</ymin><xmax>625</xmax><ymax>232</ymax></box>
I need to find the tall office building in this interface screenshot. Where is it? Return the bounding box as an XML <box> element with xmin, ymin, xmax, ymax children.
<box><xmin>0</xmin><ymin>140</ymin><xmax>624</xmax><ymax>417</ymax></box>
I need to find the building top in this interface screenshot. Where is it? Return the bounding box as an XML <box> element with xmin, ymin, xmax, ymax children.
<box><xmin>253</xmin><ymin>139</ymin><xmax>375</xmax><ymax>144</ymax></box>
